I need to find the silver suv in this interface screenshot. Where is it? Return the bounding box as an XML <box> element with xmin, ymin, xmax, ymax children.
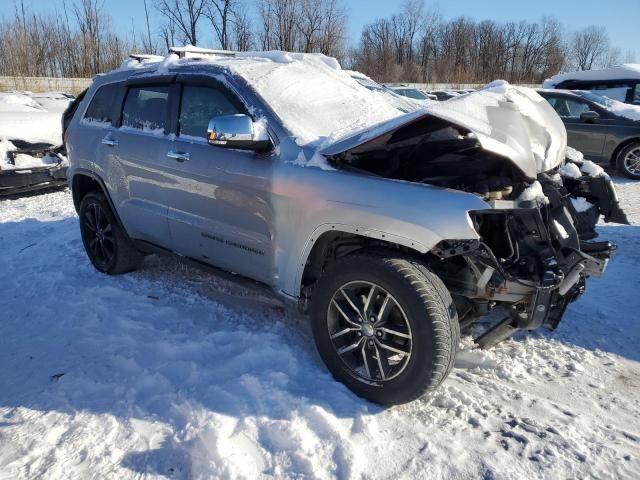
<box><xmin>65</xmin><ymin>50</ymin><xmax>626</xmax><ymax>405</ymax></box>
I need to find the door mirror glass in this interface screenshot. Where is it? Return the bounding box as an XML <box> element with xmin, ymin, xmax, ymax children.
<box><xmin>580</xmin><ymin>110</ymin><xmax>599</xmax><ymax>122</ymax></box>
<box><xmin>207</xmin><ymin>114</ymin><xmax>270</xmax><ymax>151</ymax></box>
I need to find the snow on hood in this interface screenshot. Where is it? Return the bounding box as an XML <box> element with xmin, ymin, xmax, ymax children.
<box><xmin>322</xmin><ymin>81</ymin><xmax>568</xmax><ymax>178</ymax></box>
<box><xmin>543</xmin><ymin>64</ymin><xmax>640</xmax><ymax>88</ymax></box>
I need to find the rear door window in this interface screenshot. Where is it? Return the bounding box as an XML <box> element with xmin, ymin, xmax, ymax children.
<box><xmin>178</xmin><ymin>84</ymin><xmax>244</xmax><ymax>139</ymax></box>
<box><xmin>84</xmin><ymin>83</ymin><xmax>121</xmax><ymax>124</ymax></box>
<box><xmin>121</xmin><ymin>85</ymin><xmax>170</xmax><ymax>133</ymax></box>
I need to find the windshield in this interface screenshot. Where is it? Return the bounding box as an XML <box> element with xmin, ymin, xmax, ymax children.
<box><xmin>226</xmin><ymin>54</ymin><xmax>410</xmax><ymax>146</ymax></box>
<box><xmin>576</xmin><ymin>91</ymin><xmax>615</xmax><ymax>108</ymax></box>
<box><xmin>397</xmin><ymin>88</ymin><xmax>429</xmax><ymax>100</ymax></box>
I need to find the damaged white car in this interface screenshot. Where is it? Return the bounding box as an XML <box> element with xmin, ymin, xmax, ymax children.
<box><xmin>0</xmin><ymin>92</ymin><xmax>70</xmax><ymax>195</ymax></box>
<box><xmin>65</xmin><ymin>51</ymin><xmax>627</xmax><ymax>405</ymax></box>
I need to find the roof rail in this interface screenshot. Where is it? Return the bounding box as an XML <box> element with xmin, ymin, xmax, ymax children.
<box><xmin>129</xmin><ymin>53</ymin><xmax>164</xmax><ymax>62</ymax></box>
<box><xmin>169</xmin><ymin>45</ymin><xmax>236</xmax><ymax>59</ymax></box>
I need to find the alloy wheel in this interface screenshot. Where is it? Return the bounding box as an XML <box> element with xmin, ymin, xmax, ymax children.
<box><xmin>83</xmin><ymin>202</ymin><xmax>115</xmax><ymax>268</ymax></box>
<box><xmin>327</xmin><ymin>281</ymin><xmax>413</xmax><ymax>382</ymax></box>
<box><xmin>624</xmin><ymin>147</ymin><xmax>640</xmax><ymax>176</ymax></box>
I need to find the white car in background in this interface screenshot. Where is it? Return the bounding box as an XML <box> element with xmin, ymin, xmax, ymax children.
<box><xmin>0</xmin><ymin>91</ymin><xmax>71</xmax><ymax>195</ymax></box>
<box><xmin>544</xmin><ymin>64</ymin><xmax>640</xmax><ymax>105</ymax></box>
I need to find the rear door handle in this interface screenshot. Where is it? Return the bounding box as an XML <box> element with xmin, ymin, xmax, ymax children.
<box><xmin>167</xmin><ymin>150</ymin><xmax>191</xmax><ymax>162</ymax></box>
<box><xmin>101</xmin><ymin>137</ymin><xmax>119</xmax><ymax>147</ymax></box>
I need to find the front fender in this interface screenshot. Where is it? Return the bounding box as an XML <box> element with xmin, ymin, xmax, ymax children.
<box><xmin>274</xmin><ymin>164</ymin><xmax>490</xmax><ymax>297</ymax></box>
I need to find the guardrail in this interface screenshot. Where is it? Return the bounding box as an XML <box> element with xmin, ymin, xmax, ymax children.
<box><xmin>0</xmin><ymin>76</ymin><xmax>92</xmax><ymax>95</ymax></box>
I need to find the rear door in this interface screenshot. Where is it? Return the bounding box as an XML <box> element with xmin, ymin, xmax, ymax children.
<box><xmin>162</xmin><ymin>76</ymin><xmax>277</xmax><ymax>284</ymax></box>
<box><xmin>102</xmin><ymin>79</ymin><xmax>176</xmax><ymax>246</ymax></box>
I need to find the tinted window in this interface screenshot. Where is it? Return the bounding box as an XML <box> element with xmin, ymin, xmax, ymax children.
<box><xmin>633</xmin><ymin>84</ymin><xmax>640</xmax><ymax>105</ymax></box>
<box><xmin>546</xmin><ymin>97</ymin><xmax>590</xmax><ymax>119</ymax></box>
<box><xmin>122</xmin><ymin>85</ymin><xmax>170</xmax><ymax>132</ymax></box>
<box><xmin>179</xmin><ymin>85</ymin><xmax>244</xmax><ymax>138</ymax></box>
<box><xmin>84</xmin><ymin>83</ymin><xmax>120</xmax><ymax>124</ymax></box>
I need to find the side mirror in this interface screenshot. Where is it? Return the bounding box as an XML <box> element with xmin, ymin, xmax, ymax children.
<box><xmin>580</xmin><ymin>110</ymin><xmax>599</xmax><ymax>122</ymax></box>
<box><xmin>207</xmin><ymin>114</ymin><xmax>270</xmax><ymax>151</ymax></box>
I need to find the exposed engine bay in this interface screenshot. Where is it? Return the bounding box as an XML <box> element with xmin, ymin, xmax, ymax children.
<box><xmin>325</xmin><ymin>114</ymin><xmax>628</xmax><ymax>347</ymax></box>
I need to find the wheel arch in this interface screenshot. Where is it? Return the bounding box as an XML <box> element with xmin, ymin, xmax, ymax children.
<box><xmin>295</xmin><ymin>224</ymin><xmax>434</xmax><ymax>299</ymax></box>
<box><xmin>610</xmin><ymin>137</ymin><xmax>640</xmax><ymax>167</ymax></box>
<box><xmin>71</xmin><ymin>170</ymin><xmax>130</xmax><ymax>239</ymax></box>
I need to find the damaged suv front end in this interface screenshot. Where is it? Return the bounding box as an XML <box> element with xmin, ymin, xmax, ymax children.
<box><xmin>323</xmin><ymin>82</ymin><xmax>626</xmax><ymax>347</ymax></box>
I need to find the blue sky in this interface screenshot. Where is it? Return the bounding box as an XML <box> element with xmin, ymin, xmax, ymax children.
<box><xmin>3</xmin><ymin>0</ymin><xmax>638</xmax><ymax>58</ymax></box>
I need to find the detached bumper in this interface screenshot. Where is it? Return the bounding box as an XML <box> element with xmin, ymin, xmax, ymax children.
<box><xmin>0</xmin><ymin>164</ymin><xmax>67</xmax><ymax>196</ymax></box>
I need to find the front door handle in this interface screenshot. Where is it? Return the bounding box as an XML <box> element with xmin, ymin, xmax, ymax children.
<box><xmin>167</xmin><ymin>150</ymin><xmax>191</xmax><ymax>162</ymax></box>
<box><xmin>101</xmin><ymin>137</ymin><xmax>119</xmax><ymax>147</ymax></box>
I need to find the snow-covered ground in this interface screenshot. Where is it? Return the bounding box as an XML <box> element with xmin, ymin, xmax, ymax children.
<box><xmin>1</xmin><ymin>180</ymin><xmax>639</xmax><ymax>479</ymax></box>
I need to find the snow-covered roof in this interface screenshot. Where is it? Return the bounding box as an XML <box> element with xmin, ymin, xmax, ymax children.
<box><xmin>543</xmin><ymin>64</ymin><xmax>640</xmax><ymax>88</ymax></box>
<box><xmin>116</xmin><ymin>50</ymin><xmax>406</xmax><ymax>147</ymax></box>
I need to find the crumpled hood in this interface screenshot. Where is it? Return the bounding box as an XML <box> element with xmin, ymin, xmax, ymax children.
<box><xmin>321</xmin><ymin>81</ymin><xmax>567</xmax><ymax>179</ymax></box>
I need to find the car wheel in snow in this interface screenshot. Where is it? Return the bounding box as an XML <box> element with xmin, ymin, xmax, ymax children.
<box><xmin>310</xmin><ymin>253</ymin><xmax>459</xmax><ymax>405</ymax></box>
<box><xmin>79</xmin><ymin>192</ymin><xmax>142</xmax><ymax>274</ymax></box>
<box><xmin>617</xmin><ymin>142</ymin><xmax>640</xmax><ymax>180</ymax></box>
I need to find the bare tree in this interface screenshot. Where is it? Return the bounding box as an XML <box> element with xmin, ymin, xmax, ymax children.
<box><xmin>205</xmin><ymin>0</ymin><xmax>238</xmax><ymax>50</ymax></box>
<box><xmin>623</xmin><ymin>50</ymin><xmax>637</xmax><ymax>64</ymax></box>
<box><xmin>143</xmin><ymin>0</ymin><xmax>155</xmax><ymax>53</ymax></box>
<box><xmin>569</xmin><ymin>26</ymin><xmax>611</xmax><ymax>71</ymax></box>
<box><xmin>73</xmin><ymin>0</ymin><xmax>106</xmax><ymax>75</ymax></box>
<box><xmin>156</xmin><ymin>0</ymin><xmax>206</xmax><ymax>45</ymax></box>
<box><xmin>233</xmin><ymin>9</ymin><xmax>254</xmax><ymax>51</ymax></box>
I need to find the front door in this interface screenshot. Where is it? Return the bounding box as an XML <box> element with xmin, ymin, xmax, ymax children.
<box><xmin>162</xmin><ymin>79</ymin><xmax>277</xmax><ymax>284</ymax></box>
<box><xmin>547</xmin><ymin>95</ymin><xmax>608</xmax><ymax>162</ymax></box>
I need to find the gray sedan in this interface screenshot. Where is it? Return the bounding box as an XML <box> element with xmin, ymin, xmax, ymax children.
<box><xmin>538</xmin><ymin>89</ymin><xmax>640</xmax><ymax>179</ymax></box>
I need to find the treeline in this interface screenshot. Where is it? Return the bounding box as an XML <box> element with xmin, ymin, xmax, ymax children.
<box><xmin>351</xmin><ymin>1</ymin><xmax>627</xmax><ymax>84</ymax></box>
<box><xmin>0</xmin><ymin>0</ymin><xmax>631</xmax><ymax>84</ymax></box>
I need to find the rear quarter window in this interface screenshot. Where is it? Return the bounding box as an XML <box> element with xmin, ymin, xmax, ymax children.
<box><xmin>83</xmin><ymin>83</ymin><xmax>121</xmax><ymax>124</ymax></box>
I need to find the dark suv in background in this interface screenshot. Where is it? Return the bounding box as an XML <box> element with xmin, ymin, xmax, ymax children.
<box><xmin>539</xmin><ymin>89</ymin><xmax>640</xmax><ymax>179</ymax></box>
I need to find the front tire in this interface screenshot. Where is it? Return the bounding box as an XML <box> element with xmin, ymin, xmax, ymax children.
<box><xmin>79</xmin><ymin>192</ymin><xmax>142</xmax><ymax>274</ymax></box>
<box><xmin>616</xmin><ymin>142</ymin><xmax>640</xmax><ymax>180</ymax></box>
<box><xmin>310</xmin><ymin>253</ymin><xmax>459</xmax><ymax>405</ymax></box>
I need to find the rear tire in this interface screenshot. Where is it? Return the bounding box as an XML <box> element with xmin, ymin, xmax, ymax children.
<box><xmin>79</xmin><ymin>192</ymin><xmax>143</xmax><ymax>274</ymax></box>
<box><xmin>616</xmin><ymin>142</ymin><xmax>640</xmax><ymax>180</ymax></box>
<box><xmin>310</xmin><ymin>253</ymin><xmax>459</xmax><ymax>405</ymax></box>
